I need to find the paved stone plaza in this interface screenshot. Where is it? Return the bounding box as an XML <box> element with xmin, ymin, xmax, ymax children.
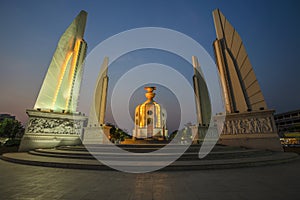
<box><xmin>0</xmin><ymin>158</ymin><xmax>299</xmax><ymax>200</ymax></box>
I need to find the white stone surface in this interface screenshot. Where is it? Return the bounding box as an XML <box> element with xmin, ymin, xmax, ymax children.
<box><xmin>34</xmin><ymin>11</ymin><xmax>87</xmax><ymax>113</ymax></box>
<box><xmin>19</xmin><ymin>110</ymin><xmax>87</xmax><ymax>151</ymax></box>
<box><xmin>82</xmin><ymin>125</ymin><xmax>111</xmax><ymax>144</ymax></box>
<box><xmin>213</xmin><ymin>9</ymin><xmax>267</xmax><ymax>112</ymax></box>
<box><xmin>215</xmin><ymin>110</ymin><xmax>283</xmax><ymax>151</ymax></box>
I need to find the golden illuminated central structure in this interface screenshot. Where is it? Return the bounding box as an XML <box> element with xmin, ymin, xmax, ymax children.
<box><xmin>133</xmin><ymin>87</ymin><xmax>168</xmax><ymax>140</ymax></box>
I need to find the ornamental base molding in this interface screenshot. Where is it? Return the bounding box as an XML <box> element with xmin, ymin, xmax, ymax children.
<box><xmin>19</xmin><ymin>109</ymin><xmax>87</xmax><ymax>151</ymax></box>
<box><xmin>215</xmin><ymin>110</ymin><xmax>283</xmax><ymax>151</ymax></box>
<box><xmin>82</xmin><ymin>125</ymin><xmax>111</xmax><ymax>144</ymax></box>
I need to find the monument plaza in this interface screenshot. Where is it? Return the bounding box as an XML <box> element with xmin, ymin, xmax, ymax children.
<box><xmin>1</xmin><ymin>7</ymin><xmax>299</xmax><ymax>200</ymax></box>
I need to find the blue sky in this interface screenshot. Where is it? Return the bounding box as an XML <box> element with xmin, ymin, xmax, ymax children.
<box><xmin>0</xmin><ymin>0</ymin><xmax>300</xmax><ymax>131</ymax></box>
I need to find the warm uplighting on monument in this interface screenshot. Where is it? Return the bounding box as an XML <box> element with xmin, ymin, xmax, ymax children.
<box><xmin>34</xmin><ymin>11</ymin><xmax>87</xmax><ymax>113</ymax></box>
<box><xmin>133</xmin><ymin>87</ymin><xmax>168</xmax><ymax>140</ymax></box>
<box><xmin>212</xmin><ymin>8</ymin><xmax>283</xmax><ymax>151</ymax></box>
<box><xmin>19</xmin><ymin>10</ymin><xmax>88</xmax><ymax>151</ymax></box>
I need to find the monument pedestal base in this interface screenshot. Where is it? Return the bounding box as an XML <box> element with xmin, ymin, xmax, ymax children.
<box><xmin>82</xmin><ymin>125</ymin><xmax>111</xmax><ymax>144</ymax></box>
<box><xmin>19</xmin><ymin>133</ymin><xmax>82</xmax><ymax>151</ymax></box>
<box><xmin>122</xmin><ymin>138</ymin><xmax>168</xmax><ymax>144</ymax></box>
<box><xmin>19</xmin><ymin>109</ymin><xmax>87</xmax><ymax>152</ymax></box>
<box><xmin>191</xmin><ymin>125</ymin><xmax>209</xmax><ymax>144</ymax></box>
<box><xmin>219</xmin><ymin>133</ymin><xmax>283</xmax><ymax>151</ymax></box>
<box><xmin>215</xmin><ymin>110</ymin><xmax>283</xmax><ymax>151</ymax></box>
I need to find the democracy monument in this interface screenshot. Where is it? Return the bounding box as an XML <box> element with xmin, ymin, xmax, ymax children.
<box><xmin>18</xmin><ymin>11</ymin><xmax>88</xmax><ymax>151</ymax></box>
<box><xmin>212</xmin><ymin>9</ymin><xmax>282</xmax><ymax>151</ymax></box>
<box><xmin>19</xmin><ymin>9</ymin><xmax>281</xmax><ymax>151</ymax></box>
<box><xmin>3</xmin><ymin>9</ymin><xmax>297</xmax><ymax>171</ymax></box>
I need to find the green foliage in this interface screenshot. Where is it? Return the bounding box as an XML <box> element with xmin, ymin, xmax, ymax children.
<box><xmin>107</xmin><ymin>123</ymin><xmax>131</xmax><ymax>143</ymax></box>
<box><xmin>0</xmin><ymin>118</ymin><xmax>24</xmax><ymax>140</ymax></box>
<box><xmin>179</xmin><ymin>126</ymin><xmax>193</xmax><ymax>143</ymax></box>
<box><xmin>2</xmin><ymin>138</ymin><xmax>21</xmax><ymax>147</ymax></box>
<box><xmin>169</xmin><ymin>130</ymin><xmax>178</xmax><ymax>141</ymax></box>
<box><xmin>169</xmin><ymin>123</ymin><xmax>194</xmax><ymax>143</ymax></box>
<box><xmin>173</xmin><ymin>123</ymin><xmax>194</xmax><ymax>144</ymax></box>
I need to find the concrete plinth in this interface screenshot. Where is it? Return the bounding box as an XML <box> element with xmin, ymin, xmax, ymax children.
<box><xmin>82</xmin><ymin>125</ymin><xmax>111</xmax><ymax>144</ymax></box>
<box><xmin>19</xmin><ymin>109</ymin><xmax>87</xmax><ymax>151</ymax></box>
<box><xmin>122</xmin><ymin>138</ymin><xmax>168</xmax><ymax>145</ymax></box>
<box><xmin>190</xmin><ymin>125</ymin><xmax>209</xmax><ymax>144</ymax></box>
<box><xmin>215</xmin><ymin>110</ymin><xmax>283</xmax><ymax>151</ymax></box>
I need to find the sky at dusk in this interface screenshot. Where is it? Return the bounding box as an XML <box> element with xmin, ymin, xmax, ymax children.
<box><xmin>0</xmin><ymin>0</ymin><xmax>300</xmax><ymax>132</ymax></box>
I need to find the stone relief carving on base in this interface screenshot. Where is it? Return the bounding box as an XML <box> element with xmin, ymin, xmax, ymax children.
<box><xmin>220</xmin><ymin>117</ymin><xmax>273</xmax><ymax>135</ymax></box>
<box><xmin>26</xmin><ymin>117</ymin><xmax>82</xmax><ymax>135</ymax></box>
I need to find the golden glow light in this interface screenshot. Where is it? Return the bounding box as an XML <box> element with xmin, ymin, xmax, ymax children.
<box><xmin>139</xmin><ymin>104</ymin><xmax>145</xmax><ymax>127</ymax></box>
<box><xmin>154</xmin><ymin>102</ymin><xmax>161</xmax><ymax>128</ymax></box>
<box><xmin>65</xmin><ymin>39</ymin><xmax>82</xmax><ymax>110</ymax></box>
<box><xmin>52</xmin><ymin>51</ymin><xmax>73</xmax><ymax>108</ymax></box>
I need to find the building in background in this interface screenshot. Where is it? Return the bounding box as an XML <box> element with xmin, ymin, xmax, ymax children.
<box><xmin>274</xmin><ymin>109</ymin><xmax>300</xmax><ymax>145</ymax></box>
<box><xmin>274</xmin><ymin>109</ymin><xmax>300</xmax><ymax>136</ymax></box>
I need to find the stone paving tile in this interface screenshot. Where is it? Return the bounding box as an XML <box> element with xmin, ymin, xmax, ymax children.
<box><xmin>0</xmin><ymin>159</ymin><xmax>300</xmax><ymax>200</ymax></box>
